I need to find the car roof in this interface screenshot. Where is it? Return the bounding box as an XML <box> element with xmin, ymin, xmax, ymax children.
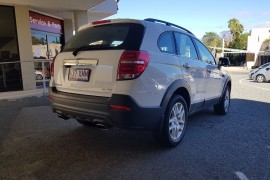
<box><xmin>79</xmin><ymin>18</ymin><xmax>196</xmax><ymax>38</ymax></box>
<box><xmin>79</xmin><ymin>19</ymin><xmax>145</xmax><ymax>31</ymax></box>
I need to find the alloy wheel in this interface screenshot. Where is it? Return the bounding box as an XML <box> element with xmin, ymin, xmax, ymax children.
<box><xmin>169</xmin><ymin>102</ymin><xmax>186</xmax><ymax>141</ymax></box>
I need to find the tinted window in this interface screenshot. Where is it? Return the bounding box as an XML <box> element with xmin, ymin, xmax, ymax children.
<box><xmin>174</xmin><ymin>33</ymin><xmax>198</xmax><ymax>60</ymax></box>
<box><xmin>194</xmin><ymin>39</ymin><xmax>216</xmax><ymax>65</ymax></box>
<box><xmin>0</xmin><ymin>6</ymin><xmax>20</xmax><ymax>62</ymax></box>
<box><xmin>0</xmin><ymin>6</ymin><xmax>23</xmax><ymax>92</ymax></box>
<box><xmin>158</xmin><ymin>32</ymin><xmax>176</xmax><ymax>54</ymax></box>
<box><xmin>63</xmin><ymin>23</ymin><xmax>144</xmax><ymax>52</ymax></box>
<box><xmin>261</xmin><ymin>63</ymin><xmax>270</xmax><ymax>68</ymax></box>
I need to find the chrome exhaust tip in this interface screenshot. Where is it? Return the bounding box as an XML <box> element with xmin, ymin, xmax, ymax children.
<box><xmin>95</xmin><ymin>123</ymin><xmax>110</xmax><ymax>130</ymax></box>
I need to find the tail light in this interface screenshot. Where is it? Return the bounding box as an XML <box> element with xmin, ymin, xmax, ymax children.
<box><xmin>117</xmin><ymin>50</ymin><xmax>150</xmax><ymax>80</ymax></box>
<box><xmin>50</xmin><ymin>55</ymin><xmax>57</xmax><ymax>77</ymax></box>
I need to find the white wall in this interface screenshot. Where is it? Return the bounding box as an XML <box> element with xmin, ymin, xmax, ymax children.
<box><xmin>247</xmin><ymin>28</ymin><xmax>270</xmax><ymax>53</ymax></box>
<box><xmin>74</xmin><ymin>10</ymin><xmax>88</xmax><ymax>33</ymax></box>
<box><xmin>247</xmin><ymin>28</ymin><xmax>270</xmax><ymax>68</ymax></box>
<box><xmin>15</xmin><ymin>5</ymin><xmax>36</xmax><ymax>91</ymax></box>
<box><xmin>64</xmin><ymin>19</ymin><xmax>73</xmax><ymax>43</ymax></box>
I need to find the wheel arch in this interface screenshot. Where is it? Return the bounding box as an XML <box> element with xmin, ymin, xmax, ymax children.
<box><xmin>256</xmin><ymin>74</ymin><xmax>265</xmax><ymax>80</ymax></box>
<box><xmin>156</xmin><ymin>80</ymin><xmax>191</xmax><ymax>132</ymax></box>
<box><xmin>173</xmin><ymin>87</ymin><xmax>190</xmax><ymax>111</ymax></box>
<box><xmin>220</xmin><ymin>76</ymin><xmax>232</xmax><ymax>102</ymax></box>
<box><xmin>160</xmin><ymin>79</ymin><xmax>191</xmax><ymax>111</ymax></box>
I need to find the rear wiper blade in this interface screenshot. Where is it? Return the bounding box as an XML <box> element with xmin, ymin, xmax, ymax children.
<box><xmin>73</xmin><ymin>45</ymin><xmax>91</xmax><ymax>56</ymax></box>
<box><xmin>72</xmin><ymin>44</ymin><xmax>111</xmax><ymax>56</ymax></box>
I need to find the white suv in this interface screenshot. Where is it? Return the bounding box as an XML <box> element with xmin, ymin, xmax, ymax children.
<box><xmin>49</xmin><ymin>18</ymin><xmax>231</xmax><ymax>147</ymax></box>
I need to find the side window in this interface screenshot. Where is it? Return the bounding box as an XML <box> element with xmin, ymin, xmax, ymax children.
<box><xmin>158</xmin><ymin>32</ymin><xmax>176</xmax><ymax>54</ymax></box>
<box><xmin>194</xmin><ymin>39</ymin><xmax>216</xmax><ymax>65</ymax></box>
<box><xmin>174</xmin><ymin>33</ymin><xmax>198</xmax><ymax>60</ymax></box>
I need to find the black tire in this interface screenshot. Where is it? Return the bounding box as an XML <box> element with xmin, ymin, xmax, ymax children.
<box><xmin>214</xmin><ymin>86</ymin><xmax>231</xmax><ymax>115</ymax></box>
<box><xmin>256</xmin><ymin>74</ymin><xmax>265</xmax><ymax>83</ymax></box>
<box><xmin>76</xmin><ymin>119</ymin><xmax>96</xmax><ymax>127</ymax></box>
<box><xmin>154</xmin><ymin>95</ymin><xmax>188</xmax><ymax>148</ymax></box>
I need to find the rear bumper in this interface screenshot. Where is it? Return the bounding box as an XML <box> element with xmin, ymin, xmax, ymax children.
<box><xmin>49</xmin><ymin>87</ymin><xmax>163</xmax><ymax>130</ymax></box>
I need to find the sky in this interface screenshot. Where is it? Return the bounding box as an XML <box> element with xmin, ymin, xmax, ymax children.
<box><xmin>110</xmin><ymin>0</ymin><xmax>270</xmax><ymax>38</ymax></box>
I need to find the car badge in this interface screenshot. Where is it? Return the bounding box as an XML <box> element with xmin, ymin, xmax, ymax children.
<box><xmin>75</xmin><ymin>60</ymin><xmax>79</xmax><ymax>66</ymax></box>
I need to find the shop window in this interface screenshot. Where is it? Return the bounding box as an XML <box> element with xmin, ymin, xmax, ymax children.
<box><xmin>0</xmin><ymin>6</ymin><xmax>23</xmax><ymax>92</ymax></box>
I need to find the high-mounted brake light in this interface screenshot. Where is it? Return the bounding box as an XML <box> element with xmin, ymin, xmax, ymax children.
<box><xmin>50</xmin><ymin>55</ymin><xmax>58</xmax><ymax>77</ymax></box>
<box><xmin>92</xmin><ymin>20</ymin><xmax>111</xmax><ymax>26</ymax></box>
<box><xmin>117</xmin><ymin>50</ymin><xmax>150</xmax><ymax>80</ymax></box>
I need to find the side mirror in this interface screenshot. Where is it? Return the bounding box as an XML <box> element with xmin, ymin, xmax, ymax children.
<box><xmin>218</xmin><ymin>57</ymin><xmax>230</xmax><ymax>69</ymax></box>
<box><xmin>266</xmin><ymin>68</ymin><xmax>270</xmax><ymax>71</ymax></box>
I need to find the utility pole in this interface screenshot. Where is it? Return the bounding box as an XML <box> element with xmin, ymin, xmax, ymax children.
<box><xmin>222</xmin><ymin>37</ymin><xmax>225</xmax><ymax>57</ymax></box>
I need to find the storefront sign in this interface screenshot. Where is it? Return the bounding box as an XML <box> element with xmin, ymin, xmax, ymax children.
<box><xmin>29</xmin><ymin>11</ymin><xmax>63</xmax><ymax>34</ymax></box>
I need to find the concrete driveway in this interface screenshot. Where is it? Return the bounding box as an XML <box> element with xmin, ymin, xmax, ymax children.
<box><xmin>0</xmin><ymin>71</ymin><xmax>269</xmax><ymax>180</ymax></box>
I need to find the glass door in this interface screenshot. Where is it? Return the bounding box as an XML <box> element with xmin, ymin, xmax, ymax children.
<box><xmin>47</xmin><ymin>35</ymin><xmax>61</xmax><ymax>60</ymax></box>
<box><xmin>32</xmin><ymin>32</ymin><xmax>48</xmax><ymax>59</ymax></box>
<box><xmin>31</xmin><ymin>31</ymin><xmax>63</xmax><ymax>88</ymax></box>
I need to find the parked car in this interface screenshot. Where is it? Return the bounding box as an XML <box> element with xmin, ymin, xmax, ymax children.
<box><xmin>249</xmin><ymin>62</ymin><xmax>270</xmax><ymax>79</ymax></box>
<box><xmin>35</xmin><ymin>68</ymin><xmax>50</xmax><ymax>79</ymax></box>
<box><xmin>252</xmin><ymin>63</ymin><xmax>270</xmax><ymax>83</ymax></box>
<box><xmin>35</xmin><ymin>71</ymin><xmax>44</xmax><ymax>80</ymax></box>
<box><xmin>49</xmin><ymin>18</ymin><xmax>231</xmax><ymax>147</ymax></box>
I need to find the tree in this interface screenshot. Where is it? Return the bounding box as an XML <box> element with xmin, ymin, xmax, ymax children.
<box><xmin>202</xmin><ymin>32</ymin><xmax>222</xmax><ymax>48</ymax></box>
<box><xmin>220</xmin><ymin>30</ymin><xmax>233</xmax><ymax>46</ymax></box>
<box><xmin>32</xmin><ymin>36</ymin><xmax>46</xmax><ymax>45</ymax></box>
<box><xmin>261</xmin><ymin>38</ymin><xmax>270</xmax><ymax>51</ymax></box>
<box><xmin>228</xmin><ymin>18</ymin><xmax>244</xmax><ymax>40</ymax></box>
<box><xmin>229</xmin><ymin>32</ymin><xmax>250</xmax><ymax>50</ymax></box>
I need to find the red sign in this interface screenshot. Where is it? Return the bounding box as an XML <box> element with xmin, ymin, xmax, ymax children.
<box><xmin>29</xmin><ymin>11</ymin><xmax>63</xmax><ymax>34</ymax></box>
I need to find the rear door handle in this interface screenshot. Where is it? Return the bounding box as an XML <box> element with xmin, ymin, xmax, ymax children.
<box><xmin>183</xmin><ymin>63</ymin><xmax>190</xmax><ymax>69</ymax></box>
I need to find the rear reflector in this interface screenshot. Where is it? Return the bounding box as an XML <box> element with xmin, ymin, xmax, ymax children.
<box><xmin>92</xmin><ymin>20</ymin><xmax>111</xmax><ymax>26</ymax></box>
<box><xmin>117</xmin><ymin>50</ymin><xmax>150</xmax><ymax>80</ymax></box>
<box><xmin>49</xmin><ymin>95</ymin><xmax>54</xmax><ymax>101</ymax></box>
<box><xmin>50</xmin><ymin>55</ymin><xmax>58</xmax><ymax>77</ymax></box>
<box><xmin>110</xmin><ymin>105</ymin><xmax>131</xmax><ymax>112</ymax></box>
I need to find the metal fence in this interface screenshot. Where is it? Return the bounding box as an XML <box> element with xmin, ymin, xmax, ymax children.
<box><xmin>34</xmin><ymin>59</ymin><xmax>52</xmax><ymax>95</ymax></box>
<box><xmin>224</xmin><ymin>53</ymin><xmax>247</xmax><ymax>66</ymax></box>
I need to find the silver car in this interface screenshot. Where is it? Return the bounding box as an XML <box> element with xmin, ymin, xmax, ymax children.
<box><xmin>252</xmin><ymin>63</ymin><xmax>270</xmax><ymax>83</ymax></box>
<box><xmin>249</xmin><ymin>62</ymin><xmax>270</xmax><ymax>79</ymax></box>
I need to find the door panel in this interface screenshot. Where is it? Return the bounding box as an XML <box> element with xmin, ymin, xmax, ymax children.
<box><xmin>194</xmin><ymin>39</ymin><xmax>223</xmax><ymax>101</ymax></box>
<box><xmin>174</xmin><ymin>33</ymin><xmax>206</xmax><ymax>106</ymax></box>
<box><xmin>205</xmin><ymin>64</ymin><xmax>223</xmax><ymax>99</ymax></box>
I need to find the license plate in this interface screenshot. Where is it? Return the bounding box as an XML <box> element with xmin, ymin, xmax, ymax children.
<box><xmin>68</xmin><ymin>68</ymin><xmax>90</xmax><ymax>82</ymax></box>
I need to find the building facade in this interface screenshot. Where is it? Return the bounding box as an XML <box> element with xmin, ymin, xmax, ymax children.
<box><xmin>0</xmin><ymin>0</ymin><xmax>117</xmax><ymax>93</ymax></box>
<box><xmin>247</xmin><ymin>28</ymin><xmax>270</xmax><ymax>67</ymax></box>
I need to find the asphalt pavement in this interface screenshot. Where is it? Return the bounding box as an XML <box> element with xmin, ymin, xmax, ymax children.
<box><xmin>0</xmin><ymin>71</ymin><xmax>270</xmax><ymax>180</ymax></box>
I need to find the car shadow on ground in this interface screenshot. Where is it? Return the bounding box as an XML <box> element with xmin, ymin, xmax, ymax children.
<box><xmin>245</xmin><ymin>78</ymin><xmax>270</xmax><ymax>83</ymax></box>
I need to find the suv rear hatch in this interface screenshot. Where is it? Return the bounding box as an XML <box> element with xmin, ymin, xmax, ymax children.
<box><xmin>52</xmin><ymin>22</ymin><xmax>145</xmax><ymax>97</ymax></box>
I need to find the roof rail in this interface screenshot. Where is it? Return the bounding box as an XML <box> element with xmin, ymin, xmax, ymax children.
<box><xmin>144</xmin><ymin>18</ymin><xmax>194</xmax><ymax>35</ymax></box>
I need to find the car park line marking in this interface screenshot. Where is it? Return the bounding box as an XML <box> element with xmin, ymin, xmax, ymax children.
<box><xmin>239</xmin><ymin>79</ymin><xmax>270</xmax><ymax>91</ymax></box>
<box><xmin>235</xmin><ymin>172</ymin><xmax>249</xmax><ymax>180</ymax></box>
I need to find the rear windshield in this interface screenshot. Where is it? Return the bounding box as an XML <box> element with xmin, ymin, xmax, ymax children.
<box><xmin>63</xmin><ymin>23</ymin><xmax>145</xmax><ymax>52</ymax></box>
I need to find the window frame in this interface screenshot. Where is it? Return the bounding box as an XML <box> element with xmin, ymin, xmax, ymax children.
<box><xmin>173</xmin><ymin>32</ymin><xmax>199</xmax><ymax>61</ymax></box>
<box><xmin>63</xmin><ymin>23</ymin><xmax>145</xmax><ymax>52</ymax></box>
<box><xmin>193</xmin><ymin>38</ymin><xmax>217</xmax><ymax>65</ymax></box>
<box><xmin>157</xmin><ymin>31</ymin><xmax>177</xmax><ymax>55</ymax></box>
